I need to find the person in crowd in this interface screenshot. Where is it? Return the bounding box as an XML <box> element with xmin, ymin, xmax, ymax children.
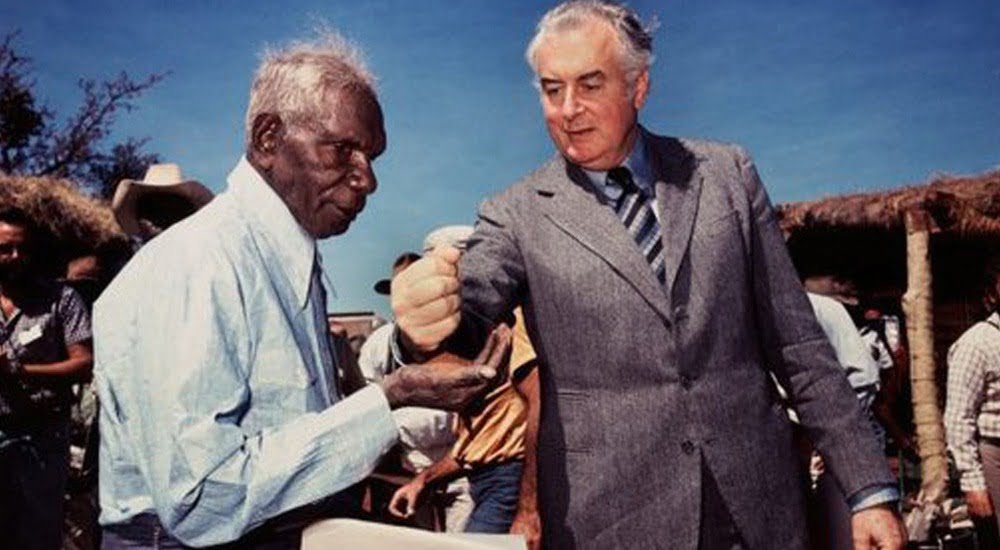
<box><xmin>0</xmin><ymin>206</ymin><xmax>94</xmax><ymax>550</ymax></box>
<box><xmin>359</xmin><ymin>249</ymin><xmax>475</xmax><ymax>531</ymax></box>
<box><xmin>388</xmin><ymin>226</ymin><xmax>540</xmax><ymax>541</ymax></box>
<box><xmin>805</xmin><ymin>291</ymin><xmax>883</xmax><ymax>550</ymax></box>
<box><xmin>390</xmin><ymin>1</ymin><xmax>906</xmax><ymax>547</ymax></box>
<box><xmin>862</xmin><ymin>307</ymin><xmax>917</xmax><ymax>461</ymax></box>
<box><xmin>93</xmin><ymin>32</ymin><xmax>508</xmax><ymax>548</ymax></box>
<box><xmin>945</xmin><ymin>255</ymin><xmax>1000</xmax><ymax>548</ymax></box>
<box><xmin>111</xmin><ymin>163</ymin><xmax>214</xmax><ymax>246</ymax></box>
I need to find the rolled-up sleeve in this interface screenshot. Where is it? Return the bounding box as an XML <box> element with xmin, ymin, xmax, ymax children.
<box><xmin>945</xmin><ymin>338</ymin><xmax>988</xmax><ymax>491</ymax></box>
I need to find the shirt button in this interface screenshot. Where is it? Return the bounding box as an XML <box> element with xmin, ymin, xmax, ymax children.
<box><xmin>681</xmin><ymin>441</ymin><xmax>695</xmax><ymax>455</ymax></box>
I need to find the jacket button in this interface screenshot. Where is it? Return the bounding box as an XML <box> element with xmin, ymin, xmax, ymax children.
<box><xmin>681</xmin><ymin>441</ymin><xmax>695</xmax><ymax>455</ymax></box>
<box><xmin>680</xmin><ymin>375</ymin><xmax>693</xmax><ymax>389</ymax></box>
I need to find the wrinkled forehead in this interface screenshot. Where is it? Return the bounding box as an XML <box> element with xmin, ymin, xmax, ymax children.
<box><xmin>308</xmin><ymin>85</ymin><xmax>386</xmax><ymax>148</ymax></box>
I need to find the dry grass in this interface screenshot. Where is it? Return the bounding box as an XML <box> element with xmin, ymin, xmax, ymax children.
<box><xmin>0</xmin><ymin>174</ymin><xmax>127</xmax><ymax>262</ymax></box>
<box><xmin>777</xmin><ymin>170</ymin><xmax>1000</xmax><ymax>237</ymax></box>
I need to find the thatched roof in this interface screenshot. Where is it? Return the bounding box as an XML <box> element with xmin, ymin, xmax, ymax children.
<box><xmin>0</xmin><ymin>174</ymin><xmax>128</xmax><ymax>262</ymax></box>
<box><xmin>777</xmin><ymin>170</ymin><xmax>1000</xmax><ymax>238</ymax></box>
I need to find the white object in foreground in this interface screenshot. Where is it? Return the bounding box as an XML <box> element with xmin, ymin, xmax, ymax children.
<box><xmin>302</xmin><ymin>519</ymin><xmax>527</xmax><ymax>550</ymax></box>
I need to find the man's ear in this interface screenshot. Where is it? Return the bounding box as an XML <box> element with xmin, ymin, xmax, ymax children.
<box><xmin>632</xmin><ymin>69</ymin><xmax>650</xmax><ymax>110</ymax></box>
<box><xmin>249</xmin><ymin>113</ymin><xmax>284</xmax><ymax>169</ymax></box>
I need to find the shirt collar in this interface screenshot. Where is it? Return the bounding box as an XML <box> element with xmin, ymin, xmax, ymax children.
<box><xmin>581</xmin><ymin>128</ymin><xmax>654</xmax><ymax>202</ymax></box>
<box><xmin>227</xmin><ymin>156</ymin><xmax>317</xmax><ymax>309</ymax></box>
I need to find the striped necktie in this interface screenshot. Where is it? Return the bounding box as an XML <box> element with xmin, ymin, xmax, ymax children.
<box><xmin>608</xmin><ymin>166</ymin><xmax>666</xmax><ymax>285</ymax></box>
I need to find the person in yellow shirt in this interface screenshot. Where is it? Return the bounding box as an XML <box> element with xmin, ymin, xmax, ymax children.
<box><xmin>389</xmin><ymin>227</ymin><xmax>540</xmax><ymax>543</ymax></box>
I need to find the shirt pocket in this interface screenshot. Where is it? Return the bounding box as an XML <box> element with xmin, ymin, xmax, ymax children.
<box><xmin>251</xmin><ymin>347</ymin><xmax>317</xmax><ymax>389</ymax></box>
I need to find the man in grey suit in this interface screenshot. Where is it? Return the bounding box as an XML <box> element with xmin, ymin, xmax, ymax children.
<box><xmin>392</xmin><ymin>2</ymin><xmax>907</xmax><ymax>548</ymax></box>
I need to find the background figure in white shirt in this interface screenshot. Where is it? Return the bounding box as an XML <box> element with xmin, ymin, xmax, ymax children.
<box><xmin>806</xmin><ymin>291</ymin><xmax>883</xmax><ymax>550</ymax></box>
<box><xmin>358</xmin><ymin>251</ymin><xmax>474</xmax><ymax>532</ymax></box>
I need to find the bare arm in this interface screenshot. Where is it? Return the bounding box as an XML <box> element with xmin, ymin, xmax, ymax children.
<box><xmin>388</xmin><ymin>454</ymin><xmax>465</xmax><ymax>518</ymax></box>
<box><xmin>20</xmin><ymin>341</ymin><xmax>93</xmax><ymax>380</ymax></box>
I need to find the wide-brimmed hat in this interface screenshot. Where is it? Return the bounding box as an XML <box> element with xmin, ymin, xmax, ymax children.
<box><xmin>373</xmin><ymin>251</ymin><xmax>422</xmax><ymax>295</ymax></box>
<box><xmin>112</xmin><ymin>163</ymin><xmax>214</xmax><ymax>236</ymax></box>
<box><xmin>422</xmin><ymin>224</ymin><xmax>474</xmax><ymax>253</ymax></box>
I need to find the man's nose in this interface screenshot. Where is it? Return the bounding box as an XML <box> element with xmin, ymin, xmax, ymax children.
<box><xmin>561</xmin><ymin>87</ymin><xmax>583</xmax><ymax>119</ymax></box>
<box><xmin>348</xmin><ymin>151</ymin><xmax>377</xmax><ymax>195</ymax></box>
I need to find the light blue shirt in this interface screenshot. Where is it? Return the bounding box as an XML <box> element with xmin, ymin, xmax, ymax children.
<box><xmin>93</xmin><ymin>157</ymin><xmax>398</xmax><ymax>546</ymax></box>
<box><xmin>581</xmin><ymin>128</ymin><xmax>655</xmax><ymax>203</ymax></box>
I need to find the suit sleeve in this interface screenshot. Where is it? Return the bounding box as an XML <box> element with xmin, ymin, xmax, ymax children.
<box><xmin>450</xmin><ymin>193</ymin><xmax>528</xmax><ymax>355</ymax></box>
<box><xmin>734</xmin><ymin>147</ymin><xmax>894</xmax><ymax>498</ymax></box>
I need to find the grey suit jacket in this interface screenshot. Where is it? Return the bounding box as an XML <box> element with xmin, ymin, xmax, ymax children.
<box><xmin>456</xmin><ymin>130</ymin><xmax>893</xmax><ymax>549</ymax></box>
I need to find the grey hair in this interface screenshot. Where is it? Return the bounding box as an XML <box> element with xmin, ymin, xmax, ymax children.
<box><xmin>244</xmin><ymin>30</ymin><xmax>377</xmax><ymax>143</ymax></box>
<box><xmin>525</xmin><ymin>1</ymin><xmax>656</xmax><ymax>87</ymax></box>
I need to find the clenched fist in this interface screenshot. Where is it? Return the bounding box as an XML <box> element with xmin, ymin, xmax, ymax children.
<box><xmin>392</xmin><ymin>245</ymin><xmax>463</xmax><ymax>353</ymax></box>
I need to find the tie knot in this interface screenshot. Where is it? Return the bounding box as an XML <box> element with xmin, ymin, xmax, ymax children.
<box><xmin>607</xmin><ymin>166</ymin><xmax>639</xmax><ymax>193</ymax></box>
<box><xmin>607</xmin><ymin>166</ymin><xmax>645</xmax><ymax>208</ymax></box>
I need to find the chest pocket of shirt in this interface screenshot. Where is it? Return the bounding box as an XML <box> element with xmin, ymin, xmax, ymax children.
<box><xmin>252</xmin><ymin>346</ymin><xmax>317</xmax><ymax>389</ymax></box>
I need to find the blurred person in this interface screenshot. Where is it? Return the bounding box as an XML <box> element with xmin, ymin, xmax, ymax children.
<box><xmin>391</xmin><ymin>2</ymin><xmax>905</xmax><ymax>547</ymax></box>
<box><xmin>861</xmin><ymin>307</ymin><xmax>917</xmax><ymax>461</ymax></box>
<box><xmin>0</xmin><ymin>206</ymin><xmax>94</xmax><ymax>550</ymax></box>
<box><xmin>945</xmin><ymin>255</ymin><xmax>1000</xmax><ymax>548</ymax></box>
<box><xmin>94</xmin><ymin>32</ymin><xmax>507</xmax><ymax>549</ymax></box>
<box><xmin>388</xmin><ymin>226</ymin><xmax>540</xmax><ymax>541</ymax></box>
<box><xmin>359</xmin><ymin>250</ymin><xmax>474</xmax><ymax>532</ymax></box>
<box><xmin>805</xmin><ymin>292</ymin><xmax>883</xmax><ymax>550</ymax></box>
<box><xmin>111</xmin><ymin>163</ymin><xmax>214</xmax><ymax>246</ymax></box>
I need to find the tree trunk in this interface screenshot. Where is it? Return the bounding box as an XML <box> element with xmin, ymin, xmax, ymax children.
<box><xmin>902</xmin><ymin>208</ymin><xmax>947</xmax><ymax>505</ymax></box>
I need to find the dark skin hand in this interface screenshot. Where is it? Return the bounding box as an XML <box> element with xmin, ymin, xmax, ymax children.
<box><xmin>381</xmin><ymin>324</ymin><xmax>511</xmax><ymax>411</ymax></box>
<box><xmin>965</xmin><ymin>490</ymin><xmax>994</xmax><ymax>518</ymax></box>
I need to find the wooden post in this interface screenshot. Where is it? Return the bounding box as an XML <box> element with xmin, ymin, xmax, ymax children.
<box><xmin>902</xmin><ymin>208</ymin><xmax>947</xmax><ymax>506</ymax></box>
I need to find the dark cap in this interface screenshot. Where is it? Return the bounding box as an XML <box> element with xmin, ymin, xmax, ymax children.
<box><xmin>373</xmin><ymin>251</ymin><xmax>422</xmax><ymax>295</ymax></box>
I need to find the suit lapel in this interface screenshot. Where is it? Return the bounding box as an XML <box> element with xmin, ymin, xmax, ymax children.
<box><xmin>646</xmin><ymin>132</ymin><xmax>703</xmax><ymax>298</ymax></box>
<box><xmin>533</xmin><ymin>155</ymin><xmax>673</xmax><ymax>323</ymax></box>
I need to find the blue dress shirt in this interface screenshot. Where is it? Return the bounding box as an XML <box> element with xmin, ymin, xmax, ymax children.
<box><xmin>93</xmin><ymin>157</ymin><xmax>398</xmax><ymax>546</ymax></box>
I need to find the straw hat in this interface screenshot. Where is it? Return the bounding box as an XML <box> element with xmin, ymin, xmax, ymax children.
<box><xmin>112</xmin><ymin>163</ymin><xmax>214</xmax><ymax>236</ymax></box>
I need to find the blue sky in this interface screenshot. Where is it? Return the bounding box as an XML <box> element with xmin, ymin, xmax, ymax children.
<box><xmin>4</xmin><ymin>0</ymin><xmax>998</xmax><ymax>317</ymax></box>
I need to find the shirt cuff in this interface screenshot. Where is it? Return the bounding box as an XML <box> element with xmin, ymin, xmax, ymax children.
<box><xmin>848</xmin><ymin>484</ymin><xmax>899</xmax><ymax>512</ymax></box>
<box><xmin>322</xmin><ymin>383</ymin><xmax>400</xmax><ymax>443</ymax></box>
<box><xmin>960</xmin><ymin>470</ymin><xmax>988</xmax><ymax>492</ymax></box>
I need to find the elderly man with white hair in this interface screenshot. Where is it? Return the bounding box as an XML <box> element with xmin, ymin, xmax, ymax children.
<box><xmin>94</xmin><ymin>33</ymin><xmax>507</xmax><ymax>549</ymax></box>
